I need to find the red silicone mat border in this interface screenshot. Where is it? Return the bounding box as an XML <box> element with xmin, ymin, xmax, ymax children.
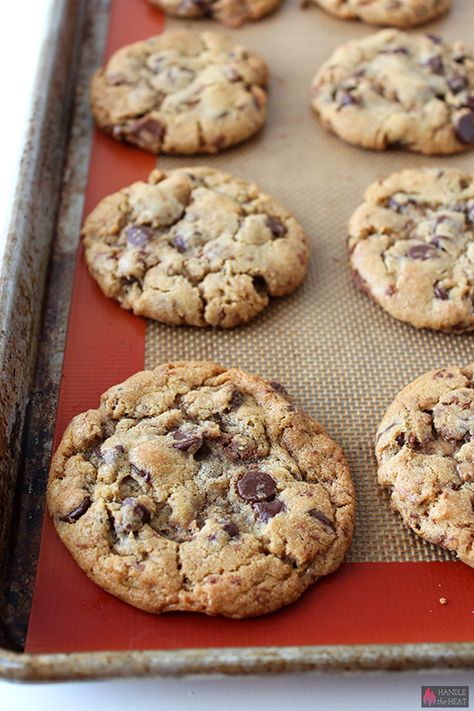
<box><xmin>25</xmin><ymin>0</ymin><xmax>474</xmax><ymax>654</ymax></box>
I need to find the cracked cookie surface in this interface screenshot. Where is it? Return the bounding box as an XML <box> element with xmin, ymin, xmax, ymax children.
<box><xmin>147</xmin><ymin>0</ymin><xmax>280</xmax><ymax>28</ymax></box>
<box><xmin>82</xmin><ymin>167</ymin><xmax>309</xmax><ymax>328</ymax></box>
<box><xmin>311</xmin><ymin>30</ymin><xmax>474</xmax><ymax>155</ymax></box>
<box><xmin>311</xmin><ymin>0</ymin><xmax>451</xmax><ymax>27</ymax></box>
<box><xmin>90</xmin><ymin>30</ymin><xmax>268</xmax><ymax>155</ymax></box>
<box><xmin>376</xmin><ymin>365</ymin><xmax>474</xmax><ymax>567</ymax></box>
<box><xmin>349</xmin><ymin>168</ymin><xmax>474</xmax><ymax>332</ymax></box>
<box><xmin>47</xmin><ymin>361</ymin><xmax>355</xmax><ymax>617</ymax></box>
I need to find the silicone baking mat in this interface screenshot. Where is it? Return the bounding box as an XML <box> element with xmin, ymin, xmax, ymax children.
<box><xmin>26</xmin><ymin>0</ymin><xmax>474</xmax><ymax>654</ymax></box>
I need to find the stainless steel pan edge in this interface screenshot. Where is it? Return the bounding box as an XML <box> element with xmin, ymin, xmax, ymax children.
<box><xmin>0</xmin><ymin>0</ymin><xmax>90</xmax><ymax>655</ymax></box>
<box><xmin>1</xmin><ymin>643</ymin><xmax>474</xmax><ymax>682</ymax></box>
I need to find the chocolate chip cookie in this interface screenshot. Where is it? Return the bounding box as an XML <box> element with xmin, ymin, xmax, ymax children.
<box><xmin>90</xmin><ymin>30</ymin><xmax>268</xmax><ymax>155</ymax></box>
<box><xmin>82</xmin><ymin>167</ymin><xmax>309</xmax><ymax>328</ymax></box>
<box><xmin>47</xmin><ymin>361</ymin><xmax>355</xmax><ymax>617</ymax></box>
<box><xmin>311</xmin><ymin>30</ymin><xmax>474</xmax><ymax>155</ymax></box>
<box><xmin>376</xmin><ymin>365</ymin><xmax>474</xmax><ymax>567</ymax></box>
<box><xmin>349</xmin><ymin>168</ymin><xmax>474</xmax><ymax>332</ymax></box>
<box><xmin>148</xmin><ymin>0</ymin><xmax>280</xmax><ymax>27</ymax></box>
<box><xmin>310</xmin><ymin>0</ymin><xmax>451</xmax><ymax>27</ymax></box>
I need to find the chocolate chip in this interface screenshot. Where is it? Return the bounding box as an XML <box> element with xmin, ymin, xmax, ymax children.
<box><xmin>237</xmin><ymin>470</ymin><xmax>277</xmax><ymax>502</ymax></box>
<box><xmin>127</xmin><ymin>225</ymin><xmax>154</xmax><ymax>247</ymax></box>
<box><xmin>254</xmin><ymin>499</ymin><xmax>285</xmax><ymax>522</ymax></box>
<box><xmin>425</xmin><ymin>56</ymin><xmax>444</xmax><ymax>74</ymax></box>
<box><xmin>223</xmin><ymin>521</ymin><xmax>239</xmax><ymax>538</ymax></box>
<box><xmin>462</xmin><ymin>97</ymin><xmax>474</xmax><ymax>111</ymax></box>
<box><xmin>117</xmin><ymin>498</ymin><xmax>151</xmax><ymax>534</ymax></box>
<box><xmin>223</xmin><ymin>437</ymin><xmax>258</xmax><ymax>462</ymax></box>
<box><xmin>447</xmin><ymin>74</ymin><xmax>469</xmax><ymax>94</ymax></box>
<box><xmin>269</xmin><ymin>381</ymin><xmax>288</xmax><ymax>395</ymax></box>
<box><xmin>115</xmin><ymin>444</ymin><xmax>125</xmax><ymax>454</ymax></box>
<box><xmin>130</xmin><ymin>117</ymin><xmax>164</xmax><ymax>142</ymax></box>
<box><xmin>337</xmin><ymin>91</ymin><xmax>359</xmax><ymax>110</ymax></box>
<box><xmin>396</xmin><ymin>433</ymin><xmax>405</xmax><ymax>447</ymax></box>
<box><xmin>434</xmin><ymin>282</ymin><xmax>449</xmax><ymax>300</ymax></box>
<box><xmin>386</xmin><ymin>47</ymin><xmax>409</xmax><ymax>55</ymax></box>
<box><xmin>387</xmin><ymin>197</ymin><xmax>416</xmax><ymax>213</ymax></box>
<box><xmin>405</xmin><ymin>244</ymin><xmax>439</xmax><ymax>260</ymax></box>
<box><xmin>60</xmin><ymin>496</ymin><xmax>92</xmax><ymax>523</ymax></box>
<box><xmin>229</xmin><ymin>389</ymin><xmax>244</xmax><ymax>410</ymax></box>
<box><xmin>266</xmin><ymin>216</ymin><xmax>287</xmax><ymax>238</ymax></box>
<box><xmin>131</xmin><ymin>464</ymin><xmax>151</xmax><ymax>483</ymax></box>
<box><xmin>308</xmin><ymin>509</ymin><xmax>335</xmax><ymax>532</ymax></box>
<box><xmin>426</xmin><ymin>33</ymin><xmax>442</xmax><ymax>44</ymax></box>
<box><xmin>92</xmin><ymin>446</ymin><xmax>102</xmax><ymax>459</ymax></box>
<box><xmin>455</xmin><ymin>113</ymin><xmax>474</xmax><ymax>144</ymax></box>
<box><xmin>173</xmin><ymin>429</ymin><xmax>203</xmax><ymax>453</ymax></box>
<box><xmin>407</xmin><ymin>434</ymin><xmax>422</xmax><ymax>451</ymax></box>
<box><xmin>173</xmin><ymin>234</ymin><xmax>187</xmax><ymax>253</ymax></box>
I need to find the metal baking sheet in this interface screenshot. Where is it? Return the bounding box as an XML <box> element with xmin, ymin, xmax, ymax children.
<box><xmin>0</xmin><ymin>0</ymin><xmax>473</xmax><ymax>682</ymax></box>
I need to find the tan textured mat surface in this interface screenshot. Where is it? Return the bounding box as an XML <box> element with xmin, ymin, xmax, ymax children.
<box><xmin>146</xmin><ymin>0</ymin><xmax>474</xmax><ymax>561</ymax></box>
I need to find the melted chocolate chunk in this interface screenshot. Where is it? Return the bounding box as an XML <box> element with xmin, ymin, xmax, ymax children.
<box><xmin>266</xmin><ymin>216</ymin><xmax>287</xmax><ymax>238</ymax></box>
<box><xmin>131</xmin><ymin>464</ymin><xmax>151</xmax><ymax>483</ymax></box>
<box><xmin>222</xmin><ymin>437</ymin><xmax>258</xmax><ymax>462</ymax></box>
<box><xmin>254</xmin><ymin>499</ymin><xmax>285</xmax><ymax>522</ymax></box>
<box><xmin>127</xmin><ymin>225</ymin><xmax>154</xmax><ymax>247</ymax></box>
<box><xmin>237</xmin><ymin>469</ymin><xmax>277</xmax><ymax>502</ymax></box>
<box><xmin>117</xmin><ymin>498</ymin><xmax>151</xmax><ymax>534</ymax></box>
<box><xmin>407</xmin><ymin>434</ymin><xmax>422</xmax><ymax>451</ymax></box>
<box><xmin>387</xmin><ymin>197</ymin><xmax>416</xmax><ymax>213</ymax></box>
<box><xmin>223</xmin><ymin>521</ymin><xmax>239</xmax><ymax>538</ymax></box>
<box><xmin>173</xmin><ymin>429</ymin><xmax>203</xmax><ymax>453</ymax></box>
<box><xmin>425</xmin><ymin>56</ymin><xmax>444</xmax><ymax>74</ymax></box>
<box><xmin>447</xmin><ymin>74</ymin><xmax>468</xmax><ymax>94</ymax></box>
<box><xmin>60</xmin><ymin>496</ymin><xmax>92</xmax><ymax>523</ymax></box>
<box><xmin>92</xmin><ymin>446</ymin><xmax>102</xmax><ymax>460</ymax></box>
<box><xmin>269</xmin><ymin>381</ymin><xmax>288</xmax><ymax>395</ymax></box>
<box><xmin>308</xmin><ymin>509</ymin><xmax>335</xmax><ymax>532</ymax></box>
<box><xmin>456</xmin><ymin>113</ymin><xmax>474</xmax><ymax>144</ymax></box>
<box><xmin>396</xmin><ymin>433</ymin><xmax>405</xmax><ymax>447</ymax></box>
<box><xmin>173</xmin><ymin>234</ymin><xmax>187</xmax><ymax>253</ymax></box>
<box><xmin>229</xmin><ymin>389</ymin><xmax>244</xmax><ymax>410</ymax></box>
<box><xmin>462</xmin><ymin>97</ymin><xmax>474</xmax><ymax>112</ymax></box>
<box><xmin>337</xmin><ymin>91</ymin><xmax>359</xmax><ymax>110</ymax></box>
<box><xmin>405</xmin><ymin>244</ymin><xmax>439</xmax><ymax>260</ymax></box>
<box><xmin>130</xmin><ymin>117</ymin><xmax>164</xmax><ymax>142</ymax></box>
<box><xmin>434</xmin><ymin>281</ymin><xmax>449</xmax><ymax>300</ymax></box>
